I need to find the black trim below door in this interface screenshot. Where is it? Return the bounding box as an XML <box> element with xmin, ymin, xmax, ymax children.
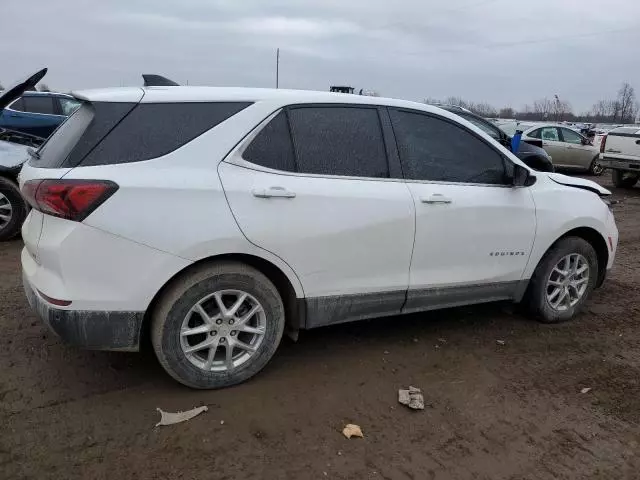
<box><xmin>303</xmin><ymin>281</ymin><xmax>527</xmax><ymax>329</ymax></box>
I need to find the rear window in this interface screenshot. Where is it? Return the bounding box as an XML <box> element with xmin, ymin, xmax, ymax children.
<box><xmin>81</xmin><ymin>102</ymin><xmax>252</xmax><ymax>166</ymax></box>
<box><xmin>32</xmin><ymin>102</ymin><xmax>136</xmax><ymax>168</ymax></box>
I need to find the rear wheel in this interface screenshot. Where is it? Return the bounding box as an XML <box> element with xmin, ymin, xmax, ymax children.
<box><xmin>611</xmin><ymin>169</ymin><xmax>639</xmax><ymax>188</ymax></box>
<box><xmin>0</xmin><ymin>176</ymin><xmax>28</xmax><ymax>241</ymax></box>
<box><xmin>151</xmin><ymin>262</ymin><xmax>285</xmax><ymax>389</ymax></box>
<box><xmin>525</xmin><ymin>237</ymin><xmax>598</xmax><ymax>323</ymax></box>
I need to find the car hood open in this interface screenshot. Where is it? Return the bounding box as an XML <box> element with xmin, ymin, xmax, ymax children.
<box><xmin>547</xmin><ymin>173</ymin><xmax>611</xmax><ymax>196</ymax></box>
<box><xmin>0</xmin><ymin>68</ymin><xmax>47</xmax><ymax>110</ymax></box>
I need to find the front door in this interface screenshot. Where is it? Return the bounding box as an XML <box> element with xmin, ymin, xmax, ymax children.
<box><xmin>219</xmin><ymin>105</ymin><xmax>415</xmax><ymax>327</ymax></box>
<box><xmin>388</xmin><ymin>108</ymin><xmax>536</xmax><ymax>312</ymax></box>
<box><xmin>538</xmin><ymin>126</ymin><xmax>569</xmax><ymax>167</ymax></box>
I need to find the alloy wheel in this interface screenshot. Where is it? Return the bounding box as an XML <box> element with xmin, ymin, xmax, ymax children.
<box><xmin>0</xmin><ymin>192</ymin><xmax>13</xmax><ymax>231</ymax></box>
<box><xmin>180</xmin><ymin>289</ymin><xmax>266</xmax><ymax>372</ymax></box>
<box><xmin>546</xmin><ymin>254</ymin><xmax>590</xmax><ymax>312</ymax></box>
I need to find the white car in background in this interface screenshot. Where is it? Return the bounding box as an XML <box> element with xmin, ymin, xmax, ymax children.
<box><xmin>500</xmin><ymin>122</ymin><xmax>602</xmax><ymax>175</ymax></box>
<box><xmin>18</xmin><ymin>76</ymin><xmax>618</xmax><ymax>389</ymax></box>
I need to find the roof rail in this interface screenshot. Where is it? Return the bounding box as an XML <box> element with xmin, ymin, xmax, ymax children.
<box><xmin>142</xmin><ymin>74</ymin><xmax>180</xmax><ymax>87</ymax></box>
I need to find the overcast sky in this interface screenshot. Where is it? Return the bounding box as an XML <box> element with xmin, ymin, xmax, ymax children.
<box><xmin>3</xmin><ymin>0</ymin><xmax>638</xmax><ymax>112</ymax></box>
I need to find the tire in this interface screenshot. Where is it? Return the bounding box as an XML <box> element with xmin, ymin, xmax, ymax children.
<box><xmin>611</xmin><ymin>169</ymin><xmax>639</xmax><ymax>189</ymax></box>
<box><xmin>151</xmin><ymin>261</ymin><xmax>285</xmax><ymax>389</ymax></box>
<box><xmin>525</xmin><ymin>237</ymin><xmax>598</xmax><ymax>324</ymax></box>
<box><xmin>0</xmin><ymin>176</ymin><xmax>28</xmax><ymax>242</ymax></box>
<box><xmin>588</xmin><ymin>157</ymin><xmax>604</xmax><ymax>176</ymax></box>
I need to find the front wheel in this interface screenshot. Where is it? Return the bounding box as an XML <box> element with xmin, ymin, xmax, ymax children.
<box><xmin>0</xmin><ymin>176</ymin><xmax>28</xmax><ymax>242</ymax></box>
<box><xmin>589</xmin><ymin>157</ymin><xmax>604</xmax><ymax>176</ymax></box>
<box><xmin>524</xmin><ymin>237</ymin><xmax>598</xmax><ymax>323</ymax></box>
<box><xmin>151</xmin><ymin>262</ymin><xmax>285</xmax><ymax>389</ymax></box>
<box><xmin>612</xmin><ymin>169</ymin><xmax>639</xmax><ymax>188</ymax></box>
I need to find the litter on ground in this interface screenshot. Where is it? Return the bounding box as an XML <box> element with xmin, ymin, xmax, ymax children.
<box><xmin>155</xmin><ymin>406</ymin><xmax>208</xmax><ymax>427</ymax></box>
<box><xmin>398</xmin><ymin>386</ymin><xmax>425</xmax><ymax>410</ymax></box>
<box><xmin>342</xmin><ymin>424</ymin><xmax>364</xmax><ymax>439</ymax></box>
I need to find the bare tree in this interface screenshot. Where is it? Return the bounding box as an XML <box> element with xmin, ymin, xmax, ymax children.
<box><xmin>38</xmin><ymin>83</ymin><xmax>51</xmax><ymax>92</ymax></box>
<box><xmin>617</xmin><ymin>82</ymin><xmax>636</xmax><ymax>123</ymax></box>
<box><xmin>499</xmin><ymin>107</ymin><xmax>515</xmax><ymax>119</ymax></box>
<box><xmin>533</xmin><ymin>98</ymin><xmax>554</xmax><ymax>119</ymax></box>
<box><xmin>0</xmin><ymin>81</ymin><xmax>4</xmax><ymax>90</ymax></box>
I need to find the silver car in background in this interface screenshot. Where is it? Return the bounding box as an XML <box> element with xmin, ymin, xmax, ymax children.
<box><xmin>500</xmin><ymin>122</ymin><xmax>602</xmax><ymax>175</ymax></box>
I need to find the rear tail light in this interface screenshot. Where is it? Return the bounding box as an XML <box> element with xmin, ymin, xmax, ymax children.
<box><xmin>21</xmin><ymin>179</ymin><xmax>118</xmax><ymax>221</ymax></box>
<box><xmin>600</xmin><ymin>134</ymin><xmax>607</xmax><ymax>153</ymax></box>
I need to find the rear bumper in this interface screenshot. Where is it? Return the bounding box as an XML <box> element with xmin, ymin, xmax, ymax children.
<box><xmin>23</xmin><ymin>272</ymin><xmax>144</xmax><ymax>351</ymax></box>
<box><xmin>600</xmin><ymin>157</ymin><xmax>640</xmax><ymax>173</ymax></box>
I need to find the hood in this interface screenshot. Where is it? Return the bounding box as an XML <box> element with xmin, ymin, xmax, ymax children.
<box><xmin>547</xmin><ymin>172</ymin><xmax>611</xmax><ymax>196</ymax></box>
<box><xmin>0</xmin><ymin>139</ymin><xmax>30</xmax><ymax>169</ymax></box>
<box><xmin>0</xmin><ymin>68</ymin><xmax>47</xmax><ymax>110</ymax></box>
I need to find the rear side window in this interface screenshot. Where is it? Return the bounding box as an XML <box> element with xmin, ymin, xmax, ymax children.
<box><xmin>288</xmin><ymin>106</ymin><xmax>388</xmax><ymax>178</ymax></box>
<box><xmin>389</xmin><ymin>109</ymin><xmax>506</xmax><ymax>184</ymax></box>
<box><xmin>23</xmin><ymin>96</ymin><xmax>56</xmax><ymax>115</ymax></box>
<box><xmin>32</xmin><ymin>102</ymin><xmax>137</xmax><ymax>168</ymax></box>
<box><xmin>81</xmin><ymin>102</ymin><xmax>252</xmax><ymax>166</ymax></box>
<box><xmin>528</xmin><ymin>129</ymin><xmax>541</xmax><ymax>139</ymax></box>
<box><xmin>9</xmin><ymin>98</ymin><xmax>24</xmax><ymax>111</ymax></box>
<box><xmin>243</xmin><ymin>111</ymin><xmax>296</xmax><ymax>172</ymax></box>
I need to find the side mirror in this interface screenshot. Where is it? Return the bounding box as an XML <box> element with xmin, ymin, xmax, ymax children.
<box><xmin>513</xmin><ymin>163</ymin><xmax>535</xmax><ymax>187</ymax></box>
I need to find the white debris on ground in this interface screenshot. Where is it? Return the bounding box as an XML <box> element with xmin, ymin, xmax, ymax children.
<box><xmin>496</xmin><ymin>339</ymin><xmax>506</xmax><ymax>346</ymax></box>
<box><xmin>155</xmin><ymin>406</ymin><xmax>208</xmax><ymax>427</ymax></box>
<box><xmin>398</xmin><ymin>386</ymin><xmax>425</xmax><ymax>410</ymax></box>
<box><xmin>342</xmin><ymin>424</ymin><xmax>364</xmax><ymax>439</ymax></box>
<box><xmin>581</xmin><ymin>387</ymin><xmax>592</xmax><ymax>394</ymax></box>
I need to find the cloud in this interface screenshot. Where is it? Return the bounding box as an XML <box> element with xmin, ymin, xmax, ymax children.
<box><xmin>1</xmin><ymin>0</ymin><xmax>639</xmax><ymax>111</ymax></box>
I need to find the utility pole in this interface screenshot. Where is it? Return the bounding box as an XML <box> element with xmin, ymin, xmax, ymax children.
<box><xmin>276</xmin><ymin>48</ymin><xmax>280</xmax><ymax>89</ymax></box>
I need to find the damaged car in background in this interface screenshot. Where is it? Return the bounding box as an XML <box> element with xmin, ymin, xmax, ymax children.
<box><xmin>0</xmin><ymin>69</ymin><xmax>48</xmax><ymax>241</ymax></box>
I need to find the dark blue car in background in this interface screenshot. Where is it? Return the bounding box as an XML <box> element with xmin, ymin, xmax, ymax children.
<box><xmin>0</xmin><ymin>91</ymin><xmax>81</xmax><ymax>139</ymax></box>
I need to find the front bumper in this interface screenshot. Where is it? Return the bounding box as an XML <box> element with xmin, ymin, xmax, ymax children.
<box><xmin>23</xmin><ymin>273</ymin><xmax>144</xmax><ymax>351</ymax></box>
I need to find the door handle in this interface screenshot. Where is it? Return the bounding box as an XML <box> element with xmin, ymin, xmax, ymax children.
<box><xmin>420</xmin><ymin>193</ymin><xmax>452</xmax><ymax>204</ymax></box>
<box><xmin>252</xmin><ymin>186</ymin><xmax>296</xmax><ymax>198</ymax></box>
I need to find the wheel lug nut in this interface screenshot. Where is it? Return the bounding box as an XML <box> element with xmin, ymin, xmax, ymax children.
<box><xmin>216</xmin><ymin>319</ymin><xmax>222</xmax><ymax>325</ymax></box>
<box><xmin>210</xmin><ymin>330</ymin><xmax>217</xmax><ymax>336</ymax></box>
<box><xmin>229</xmin><ymin>319</ymin><xmax>235</xmax><ymax>325</ymax></box>
<box><xmin>220</xmin><ymin>337</ymin><xmax>226</xmax><ymax>343</ymax></box>
<box><xmin>230</xmin><ymin>331</ymin><xmax>236</xmax><ymax>336</ymax></box>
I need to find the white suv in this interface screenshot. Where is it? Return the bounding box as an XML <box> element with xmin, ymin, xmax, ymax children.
<box><xmin>19</xmin><ymin>83</ymin><xmax>618</xmax><ymax>389</ymax></box>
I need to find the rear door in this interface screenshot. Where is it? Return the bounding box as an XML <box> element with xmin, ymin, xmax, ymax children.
<box><xmin>218</xmin><ymin>104</ymin><xmax>415</xmax><ymax>327</ymax></box>
<box><xmin>388</xmin><ymin>108</ymin><xmax>536</xmax><ymax>311</ymax></box>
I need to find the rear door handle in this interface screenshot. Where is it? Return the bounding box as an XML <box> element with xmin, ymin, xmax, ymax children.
<box><xmin>420</xmin><ymin>193</ymin><xmax>452</xmax><ymax>204</ymax></box>
<box><xmin>252</xmin><ymin>186</ymin><xmax>296</xmax><ymax>198</ymax></box>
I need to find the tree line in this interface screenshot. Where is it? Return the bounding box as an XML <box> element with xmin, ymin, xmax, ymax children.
<box><xmin>425</xmin><ymin>82</ymin><xmax>639</xmax><ymax>124</ymax></box>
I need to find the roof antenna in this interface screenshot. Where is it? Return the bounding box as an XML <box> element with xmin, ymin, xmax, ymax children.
<box><xmin>142</xmin><ymin>74</ymin><xmax>180</xmax><ymax>87</ymax></box>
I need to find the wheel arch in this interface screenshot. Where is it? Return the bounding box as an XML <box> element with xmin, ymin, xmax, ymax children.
<box><xmin>556</xmin><ymin>226</ymin><xmax>608</xmax><ymax>287</ymax></box>
<box><xmin>141</xmin><ymin>253</ymin><xmax>305</xmax><ymax>347</ymax></box>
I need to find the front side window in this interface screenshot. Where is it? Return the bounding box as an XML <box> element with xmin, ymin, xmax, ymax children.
<box><xmin>23</xmin><ymin>95</ymin><xmax>56</xmax><ymax>115</ymax></box>
<box><xmin>389</xmin><ymin>109</ymin><xmax>506</xmax><ymax>185</ymax></box>
<box><xmin>540</xmin><ymin>127</ymin><xmax>560</xmax><ymax>142</ymax></box>
<box><xmin>461</xmin><ymin>114</ymin><xmax>501</xmax><ymax>141</ymax></box>
<box><xmin>560</xmin><ymin>128</ymin><xmax>583</xmax><ymax>145</ymax></box>
<box><xmin>288</xmin><ymin>106</ymin><xmax>389</xmax><ymax>178</ymax></box>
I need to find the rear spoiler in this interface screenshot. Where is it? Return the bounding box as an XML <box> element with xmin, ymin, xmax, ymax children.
<box><xmin>142</xmin><ymin>74</ymin><xmax>180</xmax><ymax>87</ymax></box>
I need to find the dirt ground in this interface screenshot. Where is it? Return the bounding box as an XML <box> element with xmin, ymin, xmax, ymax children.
<box><xmin>1</xmin><ymin>176</ymin><xmax>639</xmax><ymax>480</ymax></box>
